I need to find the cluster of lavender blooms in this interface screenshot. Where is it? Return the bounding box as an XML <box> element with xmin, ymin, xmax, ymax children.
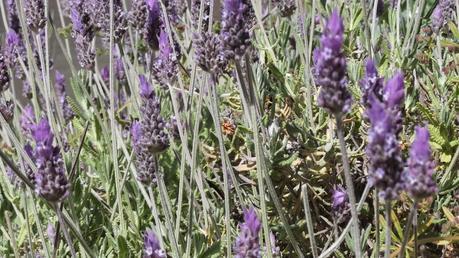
<box><xmin>70</xmin><ymin>0</ymin><xmax>96</xmax><ymax>69</ymax></box>
<box><xmin>24</xmin><ymin>0</ymin><xmax>46</xmax><ymax>32</ymax></box>
<box><xmin>313</xmin><ymin>10</ymin><xmax>352</xmax><ymax>116</ymax></box>
<box><xmin>233</xmin><ymin>207</ymin><xmax>261</xmax><ymax>258</ymax></box>
<box><xmin>4</xmin><ymin>30</ymin><xmax>26</xmax><ymax>80</ymax></box>
<box><xmin>131</xmin><ymin>76</ymin><xmax>169</xmax><ymax>184</ymax></box>
<box><xmin>432</xmin><ymin>0</ymin><xmax>456</xmax><ymax>33</ymax></box>
<box><xmin>221</xmin><ymin>0</ymin><xmax>252</xmax><ymax>60</ymax></box>
<box><xmin>55</xmin><ymin>71</ymin><xmax>75</xmax><ymax>122</ymax></box>
<box><xmin>365</xmin><ymin>71</ymin><xmax>405</xmax><ymax>200</ymax></box>
<box><xmin>403</xmin><ymin>126</ymin><xmax>437</xmax><ymax>200</ymax></box>
<box><xmin>143</xmin><ymin>229</ymin><xmax>166</xmax><ymax>258</ymax></box>
<box><xmin>359</xmin><ymin>59</ymin><xmax>384</xmax><ymax>110</ymax></box>
<box><xmin>152</xmin><ymin>31</ymin><xmax>178</xmax><ymax>88</ymax></box>
<box><xmin>92</xmin><ymin>0</ymin><xmax>128</xmax><ymax>44</ymax></box>
<box><xmin>30</xmin><ymin>118</ymin><xmax>71</xmax><ymax>202</ymax></box>
<box><xmin>193</xmin><ymin>32</ymin><xmax>228</xmax><ymax>77</ymax></box>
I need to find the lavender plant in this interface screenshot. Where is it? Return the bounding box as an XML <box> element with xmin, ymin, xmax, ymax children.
<box><xmin>0</xmin><ymin>1</ymin><xmax>457</xmax><ymax>257</ymax></box>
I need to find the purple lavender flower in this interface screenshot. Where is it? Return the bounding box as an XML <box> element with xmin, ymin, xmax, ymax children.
<box><xmin>55</xmin><ymin>71</ymin><xmax>74</xmax><ymax>122</ymax></box>
<box><xmin>332</xmin><ymin>185</ymin><xmax>349</xmax><ymax>212</ymax></box>
<box><xmin>0</xmin><ymin>100</ymin><xmax>14</xmax><ymax>122</ymax></box>
<box><xmin>313</xmin><ymin>10</ymin><xmax>352</xmax><ymax>115</ymax></box>
<box><xmin>70</xmin><ymin>2</ymin><xmax>96</xmax><ymax>69</ymax></box>
<box><xmin>115</xmin><ymin>57</ymin><xmax>126</xmax><ymax>82</ymax></box>
<box><xmin>221</xmin><ymin>0</ymin><xmax>251</xmax><ymax>59</ymax></box>
<box><xmin>7</xmin><ymin>0</ymin><xmax>21</xmax><ymax>33</ymax></box>
<box><xmin>101</xmin><ymin>66</ymin><xmax>110</xmax><ymax>83</ymax></box>
<box><xmin>144</xmin><ymin>0</ymin><xmax>162</xmax><ymax>50</ymax></box>
<box><xmin>152</xmin><ymin>30</ymin><xmax>178</xmax><ymax>87</ymax></box>
<box><xmin>194</xmin><ymin>32</ymin><xmax>228</xmax><ymax>76</ymax></box>
<box><xmin>360</xmin><ymin>59</ymin><xmax>384</xmax><ymax>109</ymax></box>
<box><xmin>32</xmin><ymin>118</ymin><xmax>70</xmax><ymax>202</ymax></box>
<box><xmin>269</xmin><ymin>232</ymin><xmax>280</xmax><ymax>256</ymax></box>
<box><xmin>403</xmin><ymin>126</ymin><xmax>437</xmax><ymax>200</ymax></box>
<box><xmin>24</xmin><ymin>0</ymin><xmax>46</xmax><ymax>32</ymax></box>
<box><xmin>20</xmin><ymin>104</ymin><xmax>35</xmax><ymax>135</ymax></box>
<box><xmin>366</xmin><ymin>97</ymin><xmax>403</xmax><ymax>200</ymax></box>
<box><xmin>384</xmin><ymin>71</ymin><xmax>404</xmax><ymax>135</ymax></box>
<box><xmin>143</xmin><ymin>229</ymin><xmax>166</xmax><ymax>258</ymax></box>
<box><xmin>431</xmin><ymin>0</ymin><xmax>455</xmax><ymax>33</ymax></box>
<box><xmin>138</xmin><ymin>75</ymin><xmax>170</xmax><ymax>152</ymax></box>
<box><xmin>166</xmin><ymin>116</ymin><xmax>180</xmax><ymax>140</ymax></box>
<box><xmin>4</xmin><ymin>30</ymin><xmax>26</xmax><ymax>79</ymax></box>
<box><xmin>0</xmin><ymin>51</ymin><xmax>9</xmax><ymax>91</ymax></box>
<box><xmin>233</xmin><ymin>207</ymin><xmax>261</xmax><ymax>258</ymax></box>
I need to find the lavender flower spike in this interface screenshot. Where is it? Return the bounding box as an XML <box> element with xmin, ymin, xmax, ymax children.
<box><xmin>144</xmin><ymin>0</ymin><xmax>161</xmax><ymax>50</ymax></box>
<box><xmin>313</xmin><ymin>10</ymin><xmax>352</xmax><ymax>115</ymax></box>
<box><xmin>332</xmin><ymin>185</ymin><xmax>349</xmax><ymax>214</ymax></box>
<box><xmin>194</xmin><ymin>32</ymin><xmax>228</xmax><ymax>76</ymax></box>
<box><xmin>70</xmin><ymin>3</ymin><xmax>96</xmax><ymax>69</ymax></box>
<box><xmin>431</xmin><ymin>0</ymin><xmax>455</xmax><ymax>33</ymax></box>
<box><xmin>360</xmin><ymin>59</ymin><xmax>384</xmax><ymax>109</ymax></box>
<box><xmin>55</xmin><ymin>71</ymin><xmax>74</xmax><ymax>122</ymax></box>
<box><xmin>403</xmin><ymin>126</ymin><xmax>437</xmax><ymax>200</ymax></box>
<box><xmin>24</xmin><ymin>0</ymin><xmax>46</xmax><ymax>32</ymax></box>
<box><xmin>7</xmin><ymin>0</ymin><xmax>21</xmax><ymax>33</ymax></box>
<box><xmin>384</xmin><ymin>71</ymin><xmax>404</xmax><ymax>134</ymax></box>
<box><xmin>0</xmin><ymin>51</ymin><xmax>9</xmax><ymax>91</ymax></box>
<box><xmin>152</xmin><ymin>31</ymin><xmax>178</xmax><ymax>87</ymax></box>
<box><xmin>366</xmin><ymin>97</ymin><xmax>403</xmax><ymax>200</ymax></box>
<box><xmin>221</xmin><ymin>0</ymin><xmax>251</xmax><ymax>59</ymax></box>
<box><xmin>143</xmin><ymin>229</ymin><xmax>166</xmax><ymax>258</ymax></box>
<box><xmin>32</xmin><ymin>118</ymin><xmax>70</xmax><ymax>202</ymax></box>
<box><xmin>233</xmin><ymin>207</ymin><xmax>261</xmax><ymax>258</ymax></box>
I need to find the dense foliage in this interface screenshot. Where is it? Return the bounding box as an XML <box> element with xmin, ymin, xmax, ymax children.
<box><xmin>0</xmin><ymin>0</ymin><xmax>458</xmax><ymax>257</ymax></box>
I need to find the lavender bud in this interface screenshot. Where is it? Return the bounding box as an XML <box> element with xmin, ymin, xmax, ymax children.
<box><xmin>431</xmin><ymin>0</ymin><xmax>455</xmax><ymax>33</ymax></box>
<box><xmin>332</xmin><ymin>185</ymin><xmax>349</xmax><ymax>213</ymax></box>
<box><xmin>366</xmin><ymin>97</ymin><xmax>403</xmax><ymax>200</ymax></box>
<box><xmin>138</xmin><ymin>75</ymin><xmax>170</xmax><ymax>153</ymax></box>
<box><xmin>275</xmin><ymin>0</ymin><xmax>296</xmax><ymax>17</ymax></box>
<box><xmin>20</xmin><ymin>104</ymin><xmax>35</xmax><ymax>135</ymax></box>
<box><xmin>313</xmin><ymin>10</ymin><xmax>352</xmax><ymax>115</ymax></box>
<box><xmin>0</xmin><ymin>51</ymin><xmax>10</xmax><ymax>91</ymax></box>
<box><xmin>144</xmin><ymin>0</ymin><xmax>162</xmax><ymax>50</ymax></box>
<box><xmin>360</xmin><ymin>59</ymin><xmax>384</xmax><ymax>110</ymax></box>
<box><xmin>24</xmin><ymin>0</ymin><xmax>46</xmax><ymax>32</ymax></box>
<box><xmin>55</xmin><ymin>71</ymin><xmax>74</xmax><ymax>122</ymax></box>
<box><xmin>7</xmin><ymin>0</ymin><xmax>21</xmax><ymax>33</ymax></box>
<box><xmin>269</xmin><ymin>232</ymin><xmax>280</xmax><ymax>256</ymax></box>
<box><xmin>403</xmin><ymin>126</ymin><xmax>437</xmax><ymax>200</ymax></box>
<box><xmin>221</xmin><ymin>0</ymin><xmax>252</xmax><ymax>59</ymax></box>
<box><xmin>0</xmin><ymin>100</ymin><xmax>14</xmax><ymax>122</ymax></box>
<box><xmin>131</xmin><ymin>122</ymin><xmax>158</xmax><ymax>184</ymax></box>
<box><xmin>100</xmin><ymin>66</ymin><xmax>110</xmax><ymax>83</ymax></box>
<box><xmin>143</xmin><ymin>229</ymin><xmax>166</xmax><ymax>258</ymax></box>
<box><xmin>384</xmin><ymin>71</ymin><xmax>404</xmax><ymax>135</ymax></box>
<box><xmin>4</xmin><ymin>30</ymin><xmax>26</xmax><ymax>79</ymax></box>
<box><xmin>233</xmin><ymin>207</ymin><xmax>261</xmax><ymax>258</ymax></box>
<box><xmin>152</xmin><ymin>30</ymin><xmax>178</xmax><ymax>87</ymax></box>
<box><xmin>32</xmin><ymin>118</ymin><xmax>70</xmax><ymax>202</ymax></box>
<box><xmin>193</xmin><ymin>32</ymin><xmax>228</xmax><ymax>76</ymax></box>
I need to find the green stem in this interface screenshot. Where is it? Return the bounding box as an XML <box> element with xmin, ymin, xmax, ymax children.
<box><xmin>302</xmin><ymin>185</ymin><xmax>318</xmax><ymax>258</ymax></box>
<box><xmin>374</xmin><ymin>190</ymin><xmax>380</xmax><ymax>258</ymax></box>
<box><xmin>385</xmin><ymin>201</ymin><xmax>392</xmax><ymax>258</ymax></box>
<box><xmin>398</xmin><ymin>202</ymin><xmax>417</xmax><ymax>258</ymax></box>
<box><xmin>54</xmin><ymin>204</ymin><xmax>76</xmax><ymax>258</ymax></box>
<box><xmin>336</xmin><ymin>116</ymin><xmax>361</xmax><ymax>258</ymax></box>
